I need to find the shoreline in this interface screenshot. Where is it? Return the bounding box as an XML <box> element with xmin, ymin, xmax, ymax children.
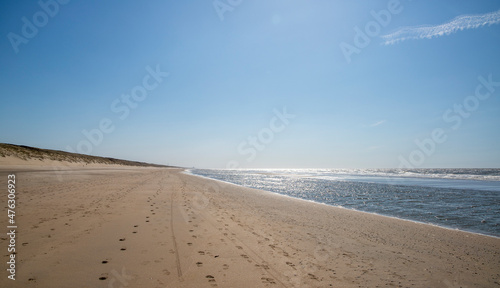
<box><xmin>1</xmin><ymin>163</ymin><xmax>499</xmax><ymax>287</ymax></box>
<box><xmin>185</xmin><ymin>169</ymin><xmax>500</xmax><ymax>240</ymax></box>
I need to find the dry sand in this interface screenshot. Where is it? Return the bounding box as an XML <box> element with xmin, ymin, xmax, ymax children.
<box><xmin>0</xmin><ymin>160</ymin><xmax>499</xmax><ymax>287</ymax></box>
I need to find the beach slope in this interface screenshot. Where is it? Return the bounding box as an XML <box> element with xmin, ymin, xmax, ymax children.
<box><xmin>0</xmin><ymin>158</ymin><xmax>499</xmax><ymax>287</ymax></box>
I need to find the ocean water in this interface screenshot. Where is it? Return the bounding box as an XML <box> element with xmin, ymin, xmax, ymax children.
<box><xmin>188</xmin><ymin>168</ymin><xmax>500</xmax><ymax>237</ymax></box>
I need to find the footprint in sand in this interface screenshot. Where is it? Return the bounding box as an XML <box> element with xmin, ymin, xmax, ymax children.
<box><xmin>99</xmin><ymin>274</ymin><xmax>108</xmax><ymax>280</ymax></box>
<box><xmin>196</xmin><ymin>262</ymin><xmax>203</xmax><ymax>267</ymax></box>
<box><xmin>255</xmin><ymin>264</ymin><xmax>270</xmax><ymax>270</ymax></box>
<box><xmin>198</xmin><ymin>251</ymin><xmax>205</xmax><ymax>255</ymax></box>
<box><xmin>307</xmin><ymin>273</ymin><xmax>319</xmax><ymax>280</ymax></box>
<box><xmin>261</xmin><ymin>277</ymin><xmax>276</xmax><ymax>284</ymax></box>
<box><xmin>206</xmin><ymin>275</ymin><xmax>217</xmax><ymax>286</ymax></box>
<box><xmin>119</xmin><ymin>238</ymin><xmax>126</xmax><ymax>241</ymax></box>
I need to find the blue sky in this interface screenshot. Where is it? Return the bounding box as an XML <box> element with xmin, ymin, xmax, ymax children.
<box><xmin>1</xmin><ymin>0</ymin><xmax>499</xmax><ymax>168</ymax></box>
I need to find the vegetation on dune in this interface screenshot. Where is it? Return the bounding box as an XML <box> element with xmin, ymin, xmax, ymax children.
<box><xmin>0</xmin><ymin>143</ymin><xmax>170</xmax><ymax>168</ymax></box>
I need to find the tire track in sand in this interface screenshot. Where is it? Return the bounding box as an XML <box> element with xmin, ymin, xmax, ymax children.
<box><xmin>170</xmin><ymin>176</ymin><xmax>184</xmax><ymax>282</ymax></box>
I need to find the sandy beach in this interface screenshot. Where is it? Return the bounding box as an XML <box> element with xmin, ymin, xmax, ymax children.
<box><xmin>1</xmin><ymin>160</ymin><xmax>499</xmax><ymax>287</ymax></box>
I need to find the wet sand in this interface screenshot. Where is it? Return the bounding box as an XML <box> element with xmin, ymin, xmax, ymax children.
<box><xmin>0</xmin><ymin>163</ymin><xmax>499</xmax><ymax>287</ymax></box>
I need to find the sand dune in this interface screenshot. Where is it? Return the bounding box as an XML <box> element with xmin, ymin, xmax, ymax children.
<box><xmin>0</xmin><ymin>143</ymin><xmax>170</xmax><ymax>169</ymax></box>
<box><xmin>0</xmin><ymin>149</ymin><xmax>499</xmax><ymax>287</ymax></box>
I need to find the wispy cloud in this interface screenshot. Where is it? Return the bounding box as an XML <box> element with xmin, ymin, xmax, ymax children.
<box><xmin>381</xmin><ymin>9</ymin><xmax>500</xmax><ymax>45</ymax></box>
<box><xmin>369</xmin><ymin>120</ymin><xmax>386</xmax><ymax>127</ymax></box>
